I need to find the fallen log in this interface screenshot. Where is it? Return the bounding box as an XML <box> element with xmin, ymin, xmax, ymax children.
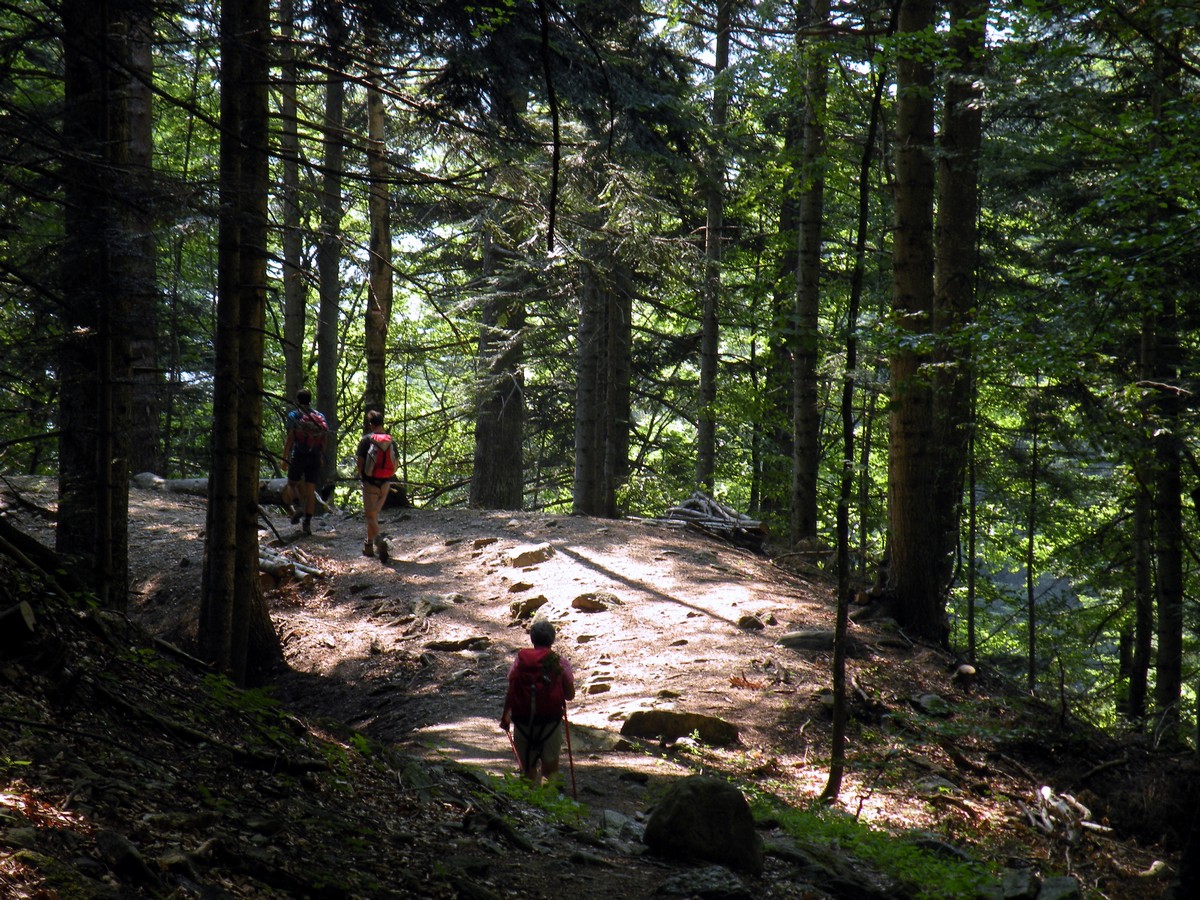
<box><xmin>132</xmin><ymin>473</ymin><xmax>332</xmax><ymax>513</ymax></box>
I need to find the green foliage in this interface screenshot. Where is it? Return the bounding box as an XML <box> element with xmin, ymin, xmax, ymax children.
<box><xmin>489</xmin><ymin>772</ymin><xmax>588</xmax><ymax>827</ymax></box>
<box><xmin>750</xmin><ymin>795</ymin><xmax>995</xmax><ymax>900</ymax></box>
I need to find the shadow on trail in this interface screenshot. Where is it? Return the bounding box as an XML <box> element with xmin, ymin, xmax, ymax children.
<box><xmin>555</xmin><ymin>544</ymin><xmax>746</xmax><ymax>630</ymax></box>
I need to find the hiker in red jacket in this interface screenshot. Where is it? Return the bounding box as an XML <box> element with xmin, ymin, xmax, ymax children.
<box><xmin>500</xmin><ymin>619</ymin><xmax>575</xmax><ymax>787</ymax></box>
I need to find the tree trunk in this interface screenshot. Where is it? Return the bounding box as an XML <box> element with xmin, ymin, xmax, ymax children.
<box><xmin>1148</xmin><ymin>44</ymin><xmax>1184</xmax><ymax>742</ymax></box>
<box><xmin>824</xmin><ymin>0</ymin><xmax>885</xmax><ymax>803</ymax></box>
<box><xmin>604</xmin><ymin>261</ymin><xmax>633</xmax><ymax>518</ymax></box>
<box><xmin>127</xmin><ymin>10</ymin><xmax>162</xmax><ymax>477</ymax></box>
<box><xmin>200</xmin><ymin>0</ymin><xmax>282</xmax><ymax>684</ymax></box>
<box><xmin>573</xmin><ymin>224</ymin><xmax>632</xmax><ymax>518</ymax></box>
<box><xmin>316</xmin><ymin>10</ymin><xmax>346</xmax><ymax>489</ymax></box>
<box><xmin>1026</xmin><ymin>391</ymin><xmax>1040</xmax><ymax>695</ymax></box>
<box><xmin>696</xmin><ymin>0</ymin><xmax>732</xmax><ymax>494</ymax></box>
<box><xmin>364</xmin><ymin>30</ymin><xmax>392</xmax><ymax>418</ymax></box>
<box><xmin>233</xmin><ymin>1</ymin><xmax>278</xmax><ymax>680</ymax></box>
<box><xmin>791</xmin><ymin>0</ymin><xmax>829</xmax><ymax>544</ymax></box>
<box><xmin>58</xmin><ymin>0</ymin><xmax>133</xmax><ymax>609</ymax></box>
<box><xmin>931</xmin><ymin>0</ymin><xmax>984</xmax><ymax>596</ymax></box>
<box><xmin>1152</xmin><ymin>297</ymin><xmax>1183</xmax><ymax>735</ymax></box>
<box><xmin>202</xmin><ymin>0</ymin><xmax>248</xmax><ymax>677</ymax></box>
<box><xmin>574</xmin><ymin>249</ymin><xmax>608</xmax><ymax>516</ymax></box>
<box><xmin>1129</xmin><ymin>392</ymin><xmax>1154</xmax><ymax>722</ymax></box>
<box><xmin>279</xmin><ymin>0</ymin><xmax>305</xmax><ymax>405</ymax></box>
<box><xmin>470</xmin><ymin>228</ymin><xmax>526</xmax><ymax>510</ymax></box>
<box><xmin>887</xmin><ymin>0</ymin><xmax>943</xmax><ymax>641</ymax></box>
<box><xmin>760</xmin><ymin>110</ymin><xmax>801</xmax><ymax>520</ymax></box>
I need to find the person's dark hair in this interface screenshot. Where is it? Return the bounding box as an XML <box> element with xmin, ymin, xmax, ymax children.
<box><xmin>366</xmin><ymin>410</ymin><xmax>384</xmax><ymax>428</ymax></box>
<box><xmin>530</xmin><ymin>619</ymin><xmax>555</xmax><ymax>647</ymax></box>
<box><xmin>296</xmin><ymin>389</ymin><xmax>312</xmax><ymax>406</ymax></box>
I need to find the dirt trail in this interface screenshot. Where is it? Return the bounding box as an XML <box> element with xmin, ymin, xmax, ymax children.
<box><xmin>236</xmin><ymin>502</ymin><xmax>839</xmax><ymax>812</ymax></box>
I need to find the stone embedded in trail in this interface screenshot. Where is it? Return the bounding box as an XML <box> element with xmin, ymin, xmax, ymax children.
<box><xmin>506</xmin><ymin>543</ymin><xmax>554</xmax><ymax>568</ymax></box>
<box><xmin>424</xmin><ymin>636</ymin><xmax>491</xmax><ymax>652</ymax></box>
<box><xmin>643</xmin><ymin>775</ymin><xmax>764</xmax><ymax>875</ymax></box>
<box><xmin>654</xmin><ymin>866</ymin><xmax>753</xmax><ymax>899</ymax></box>
<box><xmin>620</xmin><ymin>709</ymin><xmax>739</xmax><ymax>746</ymax></box>
<box><xmin>776</xmin><ymin>628</ymin><xmax>867</xmax><ymax>657</ymax></box>
<box><xmin>509</xmin><ymin>594</ymin><xmax>549</xmax><ymax>620</ymax></box>
<box><xmin>736</xmin><ymin>614</ymin><xmax>764</xmax><ymax>630</ymax></box>
<box><xmin>571</xmin><ymin>590</ymin><xmax>621</xmax><ymax>612</ymax></box>
<box><xmin>413</xmin><ymin>595</ymin><xmax>454</xmax><ymax>618</ymax></box>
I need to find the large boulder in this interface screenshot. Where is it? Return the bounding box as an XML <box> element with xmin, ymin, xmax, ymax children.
<box><xmin>620</xmin><ymin>709</ymin><xmax>739</xmax><ymax>746</ymax></box>
<box><xmin>643</xmin><ymin>775</ymin><xmax>764</xmax><ymax>875</ymax></box>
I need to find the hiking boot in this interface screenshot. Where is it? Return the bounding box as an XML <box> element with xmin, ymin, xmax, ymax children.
<box><xmin>374</xmin><ymin>535</ymin><xmax>389</xmax><ymax>562</ymax></box>
<box><xmin>362</xmin><ymin>540</ymin><xmax>374</xmax><ymax>557</ymax></box>
<box><xmin>290</xmin><ymin>508</ymin><xmax>302</xmax><ymax>525</ymax></box>
<box><xmin>302</xmin><ymin>516</ymin><xmax>312</xmax><ymax>535</ymax></box>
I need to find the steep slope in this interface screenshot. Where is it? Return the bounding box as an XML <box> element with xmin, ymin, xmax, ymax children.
<box><xmin>0</xmin><ymin>482</ymin><xmax>1186</xmax><ymax>898</ymax></box>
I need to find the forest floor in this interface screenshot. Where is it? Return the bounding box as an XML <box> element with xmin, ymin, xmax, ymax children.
<box><xmin>1</xmin><ymin>481</ymin><xmax>1191</xmax><ymax>898</ymax></box>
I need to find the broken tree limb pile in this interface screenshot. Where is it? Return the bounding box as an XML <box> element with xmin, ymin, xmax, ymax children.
<box><xmin>659</xmin><ymin>491</ymin><xmax>767</xmax><ymax>553</ymax></box>
<box><xmin>258</xmin><ymin>546</ymin><xmax>325</xmax><ymax>592</ymax></box>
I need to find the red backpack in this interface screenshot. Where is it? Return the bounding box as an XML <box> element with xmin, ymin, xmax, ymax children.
<box><xmin>293</xmin><ymin>409</ymin><xmax>328</xmax><ymax>450</ymax></box>
<box><xmin>363</xmin><ymin>433</ymin><xmax>396</xmax><ymax>479</ymax></box>
<box><xmin>508</xmin><ymin>647</ymin><xmax>567</xmax><ymax>724</ymax></box>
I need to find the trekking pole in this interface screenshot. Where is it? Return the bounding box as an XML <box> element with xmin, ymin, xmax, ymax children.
<box><xmin>504</xmin><ymin>726</ymin><xmax>523</xmax><ymax>772</ymax></box>
<box><xmin>562</xmin><ymin>710</ymin><xmax>578</xmax><ymax>800</ymax></box>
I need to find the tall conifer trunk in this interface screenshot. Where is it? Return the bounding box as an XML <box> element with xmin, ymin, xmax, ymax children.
<box><xmin>931</xmin><ymin>0</ymin><xmax>984</xmax><ymax>596</ymax></box>
<box><xmin>791</xmin><ymin>0</ymin><xmax>829</xmax><ymax>544</ymax></box>
<box><xmin>58</xmin><ymin>0</ymin><xmax>133</xmax><ymax>608</ymax></box>
<box><xmin>364</xmin><ymin>33</ymin><xmax>392</xmax><ymax>419</ymax></box>
<box><xmin>279</xmin><ymin>0</ymin><xmax>305</xmax><ymax>404</ymax></box>
<box><xmin>887</xmin><ymin>0</ymin><xmax>941</xmax><ymax>639</ymax></box>
<box><xmin>316</xmin><ymin>9</ymin><xmax>346</xmax><ymax>488</ymax></box>
<box><xmin>127</xmin><ymin>10</ymin><xmax>161</xmax><ymax>476</ymax></box>
<box><xmin>471</xmin><ymin>226</ymin><xmax>526</xmax><ymax>510</ymax></box>
<box><xmin>696</xmin><ymin>0</ymin><xmax>732</xmax><ymax>492</ymax></box>
<box><xmin>200</xmin><ymin>0</ymin><xmax>281</xmax><ymax>684</ymax></box>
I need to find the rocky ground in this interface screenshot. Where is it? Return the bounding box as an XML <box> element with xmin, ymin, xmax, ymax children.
<box><xmin>0</xmin><ymin>480</ymin><xmax>1190</xmax><ymax>898</ymax></box>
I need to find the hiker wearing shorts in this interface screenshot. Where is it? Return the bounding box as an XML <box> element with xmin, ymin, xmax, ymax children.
<box><xmin>355</xmin><ymin>410</ymin><xmax>394</xmax><ymax>561</ymax></box>
<box><xmin>282</xmin><ymin>389</ymin><xmax>326</xmax><ymax>535</ymax></box>
<box><xmin>500</xmin><ymin>619</ymin><xmax>575</xmax><ymax>787</ymax></box>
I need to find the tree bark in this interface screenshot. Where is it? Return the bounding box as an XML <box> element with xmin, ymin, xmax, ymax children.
<box><xmin>573</xmin><ymin>219</ymin><xmax>632</xmax><ymax>518</ymax></box>
<box><xmin>1128</xmin><ymin>354</ymin><xmax>1154</xmax><ymax>724</ymax></box>
<box><xmin>127</xmin><ymin>10</ymin><xmax>162</xmax><ymax>476</ymax></box>
<box><xmin>1148</xmin><ymin>43</ymin><xmax>1184</xmax><ymax>741</ymax></box>
<box><xmin>279</xmin><ymin>0</ymin><xmax>306</xmax><ymax>404</ymax></box>
<box><xmin>1151</xmin><ymin>298</ymin><xmax>1183</xmax><ymax>734</ymax></box>
<box><xmin>58</xmin><ymin>0</ymin><xmax>133</xmax><ymax>609</ymax></box>
<box><xmin>1025</xmin><ymin>391</ymin><xmax>1040</xmax><ymax>694</ymax></box>
<box><xmin>791</xmin><ymin>0</ymin><xmax>829</xmax><ymax>544</ymax></box>
<box><xmin>316</xmin><ymin>9</ymin><xmax>346</xmax><ymax>489</ymax></box>
<box><xmin>470</xmin><ymin>227</ymin><xmax>526</xmax><ymax>510</ymax></box>
<box><xmin>931</xmin><ymin>0</ymin><xmax>984</xmax><ymax>596</ymax></box>
<box><xmin>696</xmin><ymin>0</ymin><xmax>732</xmax><ymax>493</ymax></box>
<box><xmin>824</xmin><ymin>0</ymin><xmax>889</xmax><ymax>803</ymax></box>
<box><xmin>364</xmin><ymin>27</ymin><xmax>392</xmax><ymax>419</ymax></box>
<box><xmin>200</xmin><ymin>0</ymin><xmax>282</xmax><ymax>684</ymax></box>
<box><xmin>887</xmin><ymin>0</ymin><xmax>943</xmax><ymax>641</ymax></box>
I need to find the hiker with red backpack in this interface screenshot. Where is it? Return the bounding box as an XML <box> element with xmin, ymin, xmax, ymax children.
<box><xmin>282</xmin><ymin>389</ymin><xmax>328</xmax><ymax>535</ymax></box>
<box><xmin>500</xmin><ymin>619</ymin><xmax>576</xmax><ymax>788</ymax></box>
<box><xmin>356</xmin><ymin>410</ymin><xmax>395</xmax><ymax>561</ymax></box>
